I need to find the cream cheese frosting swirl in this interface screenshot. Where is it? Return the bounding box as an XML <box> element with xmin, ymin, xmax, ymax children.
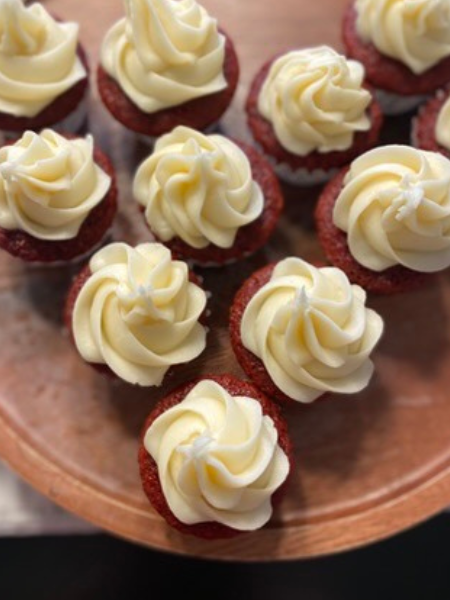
<box><xmin>355</xmin><ymin>0</ymin><xmax>450</xmax><ymax>75</ymax></box>
<box><xmin>100</xmin><ymin>0</ymin><xmax>227</xmax><ymax>113</ymax></box>
<box><xmin>133</xmin><ymin>127</ymin><xmax>264</xmax><ymax>249</ymax></box>
<box><xmin>257</xmin><ymin>46</ymin><xmax>372</xmax><ymax>156</ymax></box>
<box><xmin>0</xmin><ymin>129</ymin><xmax>111</xmax><ymax>240</ymax></box>
<box><xmin>241</xmin><ymin>258</ymin><xmax>383</xmax><ymax>403</ymax></box>
<box><xmin>144</xmin><ymin>379</ymin><xmax>289</xmax><ymax>530</ymax></box>
<box><xmin>73</xmin><ymin>242</ymin><xmax>207</xmax><ymax>386</ymax></box>
<box><xmin>333</xmin><ymin>145</ymin><xmax>450</xmax><ymax>272</ymax></box>
<box><xmin>0</xmin><ymin>0</ymin><xmax>87</xmax><ymax>118</ymax></box>
<box><xmin>436</xmin><ymin>96</ymin><xmax>450</xmax><ymax>151</ymax></box>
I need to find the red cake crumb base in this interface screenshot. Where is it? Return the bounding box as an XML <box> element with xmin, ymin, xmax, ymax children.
<box><xmin>63</xmin><ymin>265</ymin><xmax>114</xmax><ymax>378</ymax></box>
<box><xmin>64</xmin><ymin>265</ymin><xmax>91</xmax><ymax>338</ymax></box>
<box><xmin>413</xmin><ymin>87</ymin><xmax>450</xmax><ymax>159</ymax></box>
<box><xmin>342</xmin><ymin>4</ymin><xmax>450</xmax><ymax>96</ymax></box>
<box><xmin>64</xmin><ymin>264</ymin><xmax>207</xmax><ymax>381</ymax></box>
<box><xmin>0</xmin><ymin>145</ymin><xmax>117</xmax><ymax>263</ymax></box>
<box><xmin>138</xmin><ymin>374</ymin><xmax>294</xmax><ymax>540</ymax></box>
<box><xmin>314</xmin><ymin>169</ymin><xmax>432</xmax><ymax>294</ymax></box>
<box><xmin>0</xmin><ymin>45</ymin><xmax>89</xmax><ymax>133</ymax></box>
<box><xmin>97</xmin><ymin>31</ymin><xmax>239</xmax><ymax>137</ymax></box>
<box><xmin>149</xmin><ymin>141</ymin><xmax>284</xmax><ymax>265</ymax></box>
<box><xmin>245</xmin><ymin>56</ymin><xmax>383</xmax><ymax>173</ymax></box>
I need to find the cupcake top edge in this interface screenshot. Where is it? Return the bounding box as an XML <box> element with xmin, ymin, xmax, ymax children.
<box><xmin>256</xmin><ymin>45</ymin><xmax>373</xmax><ymax>157</ymax></box>
<box><xmin>0</xmin><ymin>0</ymin><xmax>87</xmax><ymax>118</ymax></box>
<box><xmin>133</xmin><ymin>126</ymin><xmax>265</xmax><ymax>250</ymax></box>
<box><xmin>354</xmin><ymin>0</ymin><xmax>450</xmax><ymax>75</ymax></box>
<box><xmin>143</xmin><ymin>377</ymin><xmax>290</xmax><ymax>531</ymax></box>
<box><xmin>333</xmin><ymin>144</ymin><xmax>450</xmax><ymax>273</ymax></box>
<box><xmin>100</xmin><ymin>0</ymin><xmax>227</xmax><ymax>114</ymax></box>
<box><xmin>72</xmin><ymin>241</ymin><xmax>208</xmax><ymax>387</ymax></box>
<box><xmin>0</xmin><ymin>128</ymin><xmax>111</xmax><ymax>241</ymax></box>
<box><xmin>240</xmin><ymin>256</ymin><xmax>384</xmax><ymax>403</ymax></box>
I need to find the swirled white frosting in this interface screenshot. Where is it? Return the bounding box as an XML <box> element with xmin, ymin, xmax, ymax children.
<box><xmin>144</xmin><ymin>379</ymin><xmax>290</xmax><ymax>530</ymax></box>
<box><xmin>355</xmin><ymin>0</ymin><xmax>450</xmax><ymax>75</ymax></box>
<box><xmin>100</xmin><ymin>0</ymin><xmax>227</xmax><ymax>113</ymax></box>
<box><xmin>0</xmin><ymin>0</ymin><xmax>87</xmax><ymax>118</ymax></box>
<box><xmin>73</xmin><ymin>242</ymin><xmax>207</xmax><ymax>386</ymax></box>
<box><xmin>257</xmin><ymin>46</ymin><xmax>371</xmax><ymax>156</ymax></box>
<box><xmin>133</xmin><ymin>126</ymin><xmax>264</xmax><ymax>249</ymax></box>
<box><xmin>333</xmin><ymin>145</ymin><xmax>450</xmax><ymax>272</ymax></box>
<box><xmin>436</xmin><ymin>96</ymin><xmax>450</xmax><ymax>151</ymax></box>
<box><xmin>241</xmin><ymin>258</ymin><xmax>383</xmax><ymax>403</ymax></box>
<box><xmin>0</xmin><ymin>129</ymin><xmax>111</xmax><ymax>240</ymax></box>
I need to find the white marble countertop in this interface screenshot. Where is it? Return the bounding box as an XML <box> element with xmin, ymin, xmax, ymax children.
<box><xmin>0</xmin><ymin>460</ymin><xmax>95</xmax><ymax>536</ymax></box>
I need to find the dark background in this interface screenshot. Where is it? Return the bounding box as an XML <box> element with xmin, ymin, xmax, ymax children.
<box><xmin>1</xmin><ymin>513</ymin><xmax>449</xmax><ymax>599</ymax></box>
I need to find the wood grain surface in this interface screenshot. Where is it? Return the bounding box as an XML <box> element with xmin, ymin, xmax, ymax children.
<box><xmin>1</xmin><ymin>0</ymin><xmax>450</xmax><ymax>561</ymax></box>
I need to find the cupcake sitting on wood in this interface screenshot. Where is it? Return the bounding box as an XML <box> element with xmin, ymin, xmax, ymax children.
<box><xmin>315</xmin><ymin>145</ymin><xmax>450</xmax><ymax>294</ymax></box>
<box><xmin>0</xmin><ymin>0</ymin><xmax>89</xmax><ymax>137</ymax></box>
<box><xmin>0</xmin><ymin>129</ymin><xmax>116</xmax><ymax>264</ymax></box>
<box><xmin>246</xmin><ymin>45</ymin><xmax>383</xmax><ymax>185</ymax></box>
<box><xmin>133</xmin><ymin>126</ymin><xmax>283</xmax><ymax>266</ymax></box>
<box><xmin>139</xmin><ymin>375</ymin><xmax>293</xmax><ymax>538</ymax></box>
<box><xmin>98</xmin><ymin>0</ymin><xmax>239</xmax><ymax>141</ymax></box>
<box><xmin>343</xmin><ymin>0</ymin><xmax>450</xmax><ymax>115</ymax></box>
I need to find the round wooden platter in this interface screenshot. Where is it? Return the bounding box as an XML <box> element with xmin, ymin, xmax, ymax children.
<box><xmin>1</xmin><ymin>0</ymin><xmax>450</xmax><ymax>561</ymax></box>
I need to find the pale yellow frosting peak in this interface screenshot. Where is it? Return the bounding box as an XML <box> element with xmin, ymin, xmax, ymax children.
<box><xmin>257</xmin><ymin>46</ymin><xmax>372</xmax><ymax>156</ymax></box>
<box><xmin>133</xmin><ymin>126</ymin><xmax>263</xmax><ymax>249</ymax></box>
<box><xmin>0</xmin><ymin>129</ymin><xmax>111</xmax><ymax>240</ymax></box>
<box><xmin>0</xmin><ymin>0</ymin><xmax>87</xmax><ymax>117</ymax></box>
<box><xmin>100</xmin><ymin>0</ymin><xmax>227</xmax><ymax>113</ymax></box>
<box><xmin>241</xmin><ymin>258</ymin><xmax>383</xmax><ymax>403</ymax></box>
<box><xmin>436</xmin><ymin>96</ymin><xmax>450</xmax><ymax>151</ymax></box>
<box><xmin>355</xmin><ymin>0</ymin><xmax>450</xmax><ymax>75</ymax></box>
<box><xmin>73</xmin><ymin>242</ymin><xmax>207</xmax><ymax>386</ymax></box>
<box><xmin>333</xmin><ymin>145</ymin><xmax>450</xmax><ymax>273</ymax></box>
<box><xmin>144</xmin><ymin>379</ymin><xmax>289</xmax><ymax>530</ymax></box>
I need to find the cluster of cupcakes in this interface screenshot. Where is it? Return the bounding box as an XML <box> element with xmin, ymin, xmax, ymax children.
<box><xmin>2</xmin><ymin>0</ymin><xmax>450</xmax><ymax>539</ymax></box>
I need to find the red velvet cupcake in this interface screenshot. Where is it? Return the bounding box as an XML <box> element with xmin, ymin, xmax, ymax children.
<box><xmin>66</xmin><ymin>242</ymin><xmax>208</xmax><ymax>387</ymax></box>
<box><xmin>0</xmin><ymin>0</ymin><xmax>89</xmax><ymax>137</ymax></box>
<box><xmin>98</xmin><ymin>0</ymin><xmax>239</xmax><ymax>140</ymax></box>
<box><xmin>246</xmin><ymin>46</ymin><xmax>383</xmax><ymax>186</ymax></box>
<box><xmin>342</xmin><ymin>1</ymin><xmax>450</xmax><ymax>115</ymax></box>
<box><xmin>0</xmin><ymin>129</ymin><xmax>116</xmax><ymax>264</ymax></box>
<box><xmin>413</xmin><ymin>86</ymin><xmax>450</xmax><ymax>159</ymax></box>
<box><xmin>315</xmin><ymin>145</ymin><xmax>450</xmax><ymax>294</ymax></box>
<box><xmin>138</xmin><ymin>375</ymin><xmax>293</xmax><ymax>539</ymax></box>
<box><xmin>133</xmin><ymin>126</ymin><xmax>283</xmax><ymax>266</ymax></box>
<box><xmin>230</xmin><ymin>258</ymin><xmax>383</xmax><ymax>405</ymax></box>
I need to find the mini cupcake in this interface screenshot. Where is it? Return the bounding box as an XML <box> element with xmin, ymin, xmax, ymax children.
<box><xmin>138</xmin><ymin>375</ymin><xmax>293</xmax><ymax>539</ymax></box>
<box><xmin>133</xmin><ymin>126</ymin><xmax>283</xmax><ymax>266</ymax></box>
<box><xmin>0</xmin><ymin>129</ymin><xmax>116</xmax><ymax>263</ymax></box>
<box><xmin>315</xmin><ymin>145</ymin><xmax>450</xmax><ymax>294</ymax></box>
<box><xmin>65</xmin><ymin>242</ymin><xmax>208</xmax><ymax>386</ymax></box>
<box><xmin>343</xmin><ymin>0</ymin><xmax>450</xmax><ymax>115</ymax></box>
<box><xmin>246</xmin><ymin>45</ymin><xmax>383</xmax><ymax>186</ymax></box>
<box><xmin>413</xmin><ymin>86</ymin><xmax>450</xmax><ymax>159</ymax></box>
<box><xmin>0</xmin><ymin>0</ymin><xmax>89</xmax><ymax>138</ymax></box>
<box><xmin>230</xmin><ymin>258</ymin><xmax>383</xmax><ymax>405</ymax></box>
<box><xmin>98</xmin><ymin>0</ymin><xmax>239</xmax><ymax>141</ymax></box>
